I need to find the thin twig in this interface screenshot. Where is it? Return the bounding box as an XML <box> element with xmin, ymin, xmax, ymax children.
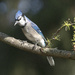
<box><xmin>52</xmin><ymin>26</ymin><xmax>63</xmax><ymax>38</ymax></box>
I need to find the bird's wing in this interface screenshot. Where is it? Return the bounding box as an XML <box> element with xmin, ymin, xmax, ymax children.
<box><xmin>31</xmin><ymin>22</ymin><xmax>46</xmax><ymax>41</ymax></box>
<box><xmin>24</xmin><ymin>16</ymin><xmax>46</xmax><ymax>41</ymax></box>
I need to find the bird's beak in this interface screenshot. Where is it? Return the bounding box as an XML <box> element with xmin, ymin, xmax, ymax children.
<box><xmin>14</xmin><ymin>21</ymin><xmax>18</xmax><ymax>26</ymax></box>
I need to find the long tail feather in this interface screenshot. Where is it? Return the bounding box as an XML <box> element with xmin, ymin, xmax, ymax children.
<box><xmin>47</xmin><ymin>56</ymin><xmax>55</xmax><ymax>66</ymax></box>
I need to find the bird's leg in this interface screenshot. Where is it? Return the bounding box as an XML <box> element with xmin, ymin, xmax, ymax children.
<box><xmin>32</xmin><ymin>42</ymin><xmax>38</xmax><ymax>50</ymax></box>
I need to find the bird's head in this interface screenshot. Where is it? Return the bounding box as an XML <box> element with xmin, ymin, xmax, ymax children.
<box><xmin>14</xmin><ymin>10</ymin><xmax>26</xmax><ymax>27</ymax></box>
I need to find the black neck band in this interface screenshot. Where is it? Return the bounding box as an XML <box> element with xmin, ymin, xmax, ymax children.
<box><xmin>21</xmin><ymin>23</ymin><xmax>27</xmax><ymax>28</ymax></box>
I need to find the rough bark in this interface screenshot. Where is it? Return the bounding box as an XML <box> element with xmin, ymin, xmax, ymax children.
<box><xmin>0</xmin><ymin>32</ymin><xmax>75</xmax><ymax>60</ymax></box>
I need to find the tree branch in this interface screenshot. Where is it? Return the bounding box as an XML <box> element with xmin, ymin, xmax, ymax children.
<box><xmin>0</xmin><ymin>32</ymin><xmax>75</xmax><ymax>60</ymax></box>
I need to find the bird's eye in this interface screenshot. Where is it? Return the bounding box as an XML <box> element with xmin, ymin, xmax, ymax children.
<box><xmin>16</xmin><ymin>16</ymin><xmax>22</xmax><ymax>21</ymax></box>
<box><xmin>18</xmin><ymin>17</ymin><xmax>21</xmax><ymax>21</ymax></box>
<box><xmin>15</xmin><ymin>18</ymin><xmax>21</xmax><ymax>21</ymax></box>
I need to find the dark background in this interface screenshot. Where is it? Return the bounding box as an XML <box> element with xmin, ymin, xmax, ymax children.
<box><xmin>0</xmin><ymin>0</ymin><xmax>75</xmax><ymax>75</ymax></box>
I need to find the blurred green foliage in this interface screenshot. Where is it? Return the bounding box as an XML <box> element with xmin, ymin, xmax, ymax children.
<box><xmin>0</xmin><ymin>0</ymin><xmax>75</xmax><ymax>75</ymax></box>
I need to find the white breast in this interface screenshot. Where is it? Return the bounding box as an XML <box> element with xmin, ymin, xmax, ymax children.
<box><xmin>21</xmin><ymin>22</ymin><xmax>45</xmax><ymax>47</ymax></box>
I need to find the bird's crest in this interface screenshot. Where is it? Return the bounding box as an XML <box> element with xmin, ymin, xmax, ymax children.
<box><xmin>15</xmin><ymin>10</ymin><xmax>22</xmax><ymax>19</ymax></box>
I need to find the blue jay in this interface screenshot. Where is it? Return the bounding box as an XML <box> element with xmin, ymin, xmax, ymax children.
<box><xmin>14</xmin><ymin>10</ymin><xmax>55</xmax><ymax>66</ymax></box>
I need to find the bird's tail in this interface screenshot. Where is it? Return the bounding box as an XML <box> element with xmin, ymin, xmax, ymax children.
<box><xmin>47</xmin><ymin>56</ymin><xmax>55</xmax><ymax>66</ymax></box>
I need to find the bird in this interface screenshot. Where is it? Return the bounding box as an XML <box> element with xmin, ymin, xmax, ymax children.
<box><xmin>14</xmin><ymin>10</ymin><xmax>55</xmax><ymax>66</ymax></box>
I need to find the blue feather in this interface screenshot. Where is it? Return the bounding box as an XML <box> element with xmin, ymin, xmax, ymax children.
<box><xmin>31</xmin><ymin>22</ymin><xmax>46</xmax><ymax>41</ymax></box>
<box><xmin>15</xmin><ymin>10</ymin><xmax>22</xmax><ymax>19</ymax></box>
<box><xmin>25</xmin><ymin>16</ymin><xmax>46</xmax><ymax>41</ymax></box>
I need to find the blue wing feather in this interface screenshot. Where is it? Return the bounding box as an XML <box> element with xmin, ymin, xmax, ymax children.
<box><xmin>25</xmin><ymin>16</ymin><xmax>46</xmax><ymax>41</ymax></box>
<box><xmin>31</xmin><ymin>22</ymin><xmax>46</xmax><ymax>40</ymax></box>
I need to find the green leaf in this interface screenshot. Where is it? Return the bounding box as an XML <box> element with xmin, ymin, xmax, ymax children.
<box><xmin>46</xmin><ymin>38</ymin><xmax>52</xmax><ymax>48</ymax></box>
<box><xmin>54</xmin><ymin>35</ymin><xmax>60</xmax><ymax>41</ymax></box>
<box><xmin>62</xmin><ymin>21</ymin><xmax>71</xmax><ymax>31</ymax></box>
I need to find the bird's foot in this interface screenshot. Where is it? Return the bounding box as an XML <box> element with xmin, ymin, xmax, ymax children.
<box><xmin>32</xmin><ymin>43</ymin><xmax>37</xmax><ymax>50</ymax></box>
